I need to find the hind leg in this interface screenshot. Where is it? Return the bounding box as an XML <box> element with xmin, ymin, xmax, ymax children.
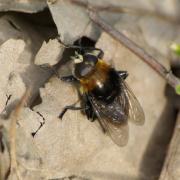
<box><xmin>83</xmin><ymin>95</ymin><xmax>106</xmax><ymax>133</ymax></box>
<box><xmin>59</xmin><ymin>105</ymin><xmax>84</xmax><ymax>119</ymax></box>
<box><xmin>117</xmin><ymin>71</ymin><xmax>128</xmax><ymax>80</ymax></box>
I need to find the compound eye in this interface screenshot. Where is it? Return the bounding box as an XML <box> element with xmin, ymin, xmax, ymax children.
<box><xmin>83</xmin><ymin>54</ymin><xmax>98</xmax><ymax>65</ymax></box>
<box><xmin>73</xmin><ymin>53</ymin><xmax>98</xmax><ymax>79</ymax></box>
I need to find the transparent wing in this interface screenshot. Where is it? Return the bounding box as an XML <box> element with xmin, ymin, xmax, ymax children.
<box><xmin>98</xmin><ymin>114</ymin><xmax>129</xmax><ymax>147</ymax></box>
<box><xmin>122</xmin><ymin>81</ymin><xmax>145</xmax><ymax>125</ymax></box>
<box><xmin>88</xmin><ymin>94</ymin><xmax>129</xmax><ymax>147</ymax></box>
<box><xmin>87</xmin><ymin>78</ymin><xmax>144</xmax><ymax>146</ymax></box>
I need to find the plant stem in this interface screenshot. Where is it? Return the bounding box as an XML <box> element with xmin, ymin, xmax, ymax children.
<box><xmin>89</xmin><ymin>11</ymin><xmax>180</xmax><ymax>90</ymax></box>
<box><xmin>69</xmin><ymin>0</ymin><xmax>179</xmax><ymax>23</ymax></box>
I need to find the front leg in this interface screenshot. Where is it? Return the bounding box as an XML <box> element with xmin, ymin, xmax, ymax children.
<box><xmin>83</xmin><ymin>48</ymin><xmax>104</xmax><ymax>59</ymax></box>
<box><xmin>59</xmin><ymin>94</ymin><xmax>96</xmax><ymax>120</ymax></box>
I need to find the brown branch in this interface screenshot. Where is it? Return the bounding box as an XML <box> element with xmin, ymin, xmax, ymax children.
<box><xmin>88</xmin><ymin>11</ymin><xmax>180</xmax><ymax>91</ymax></box>
<box><xmin>69</xmin><ymin>0</ymin><xmax>179</xmax><ymax>23</ymax></box>
<box><xmin>9</xmin><ymin>88</ymin><xmax>31</xmax><ymax>180</ymax></box>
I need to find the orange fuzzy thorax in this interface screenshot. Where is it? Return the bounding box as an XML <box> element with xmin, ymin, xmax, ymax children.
<box><xmin>79</xmin><ymin>59</ymin><xmax>110</xmax><ymax>92</ymax></box>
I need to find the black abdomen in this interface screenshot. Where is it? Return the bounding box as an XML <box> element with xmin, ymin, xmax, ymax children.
<box><xmin>91</xmin><ymin>69</ymin><xmax>120</xmax><ymax>104</ymax></box>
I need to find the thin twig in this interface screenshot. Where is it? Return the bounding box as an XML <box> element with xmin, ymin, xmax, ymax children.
<box><xmin>69</xmin><ymin>0</ymin><xmax>179</xmax><ymax>23</ymax></box>
<box><xmin>9</xmin><ymin>88</ymin><xmax>30</xmax><ymax>180</ymax></box>
<box><xmin>88</xmin><ymin>11</ymin><xmax>180</xmax><ymax>91</ymax></box>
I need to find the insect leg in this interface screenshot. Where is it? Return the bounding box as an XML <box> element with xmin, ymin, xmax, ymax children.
<box><xmin>56</xmin><ymin>36</ymin><xmax>104</xmax><ymax>58</ymax></box>
<box><xmin>47</xmin><ymin>63</ymin><xmax>77</xmax><ymax>83</ymax></box>
<box><xmin>97</xmin><ymin>49</ymin><xmax>104</xmax><ymax>59</ymax></box>
<box><xmin>92</xmin><ymin>48</ymin><xmax>104</xmax><ymax>59</ymax></box>
<box><xmin>117</xmin><ymin>71</ymin><xmax>128</xmax><ymax>80</ymax></box>
<box><xmin>82</xmin><ymin>94</ymin><xmax>96</xmax><ymax>121</ymax></box>
<box><xmin>60</xmin><ymin>75</ymin><xmax>78</xmax><ymax>83</ymax></box>
<box><xmin>59</xmin><ymin>105</ymin><xmax>84</xmax><ymax>119</ymax></box>
<box><xmin>85</xmin><ymin>103</ymin><xmax>106</xmax><ymax>133</ymax></box>
<box><xmin>49</xmin><ymin>65</ymin><xmax>78</xmax><ymax>83</ymax></box>
<box><xmin>83</xmin><ymin>95</ymin><xmax>106</xmax><ymax>133</ymax></box>
<box><xmin>83</xmin><ymin>48</ymin><xmax>104</xmax><ymax>59</ymax></box>
<box><xmin>84</xmin><ymin>101</ymin><xmax>96</xmax><ymax>121</ymax></box>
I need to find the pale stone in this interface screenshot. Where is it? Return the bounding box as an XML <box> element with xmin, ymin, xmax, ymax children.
<box><xmin>35</xmin><ymin>39</ymin><xmax>64</xmax><ymax>66</ymax></box>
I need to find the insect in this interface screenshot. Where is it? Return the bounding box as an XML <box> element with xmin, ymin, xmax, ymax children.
<box><xmin>59</xmin><ymin>47</ymin><xmax>145</xmax><ymax>146</ymax></box>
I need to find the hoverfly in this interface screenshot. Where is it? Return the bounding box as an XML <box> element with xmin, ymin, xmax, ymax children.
<box><xmin>59</xmin><ymin>46</ymin><xmax>145</xmax><ymax>146</ymax></box>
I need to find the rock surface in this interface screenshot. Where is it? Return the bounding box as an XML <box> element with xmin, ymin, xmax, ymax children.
<box><xmin>0</xmin><ymin>0</ymin><xmax>47</xmax><ymax>13</ymax></box>
<box><xmin>0</xmin><ymin>1</ymin><xmax>180</xmax><ymax>179</ymax></box>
